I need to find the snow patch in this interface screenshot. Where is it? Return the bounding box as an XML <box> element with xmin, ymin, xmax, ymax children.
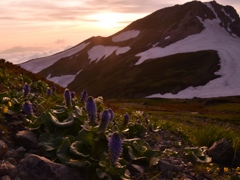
<box><xmin>112</xmin><ymin>30</ymin><xmax>140</xmax><ymax>42</ymax></box>
<box><xmin>152</xmin><ymin>42</ymin><xmax>159</xmax><ymax>47</ymax></box>
<box><xmin>116</xmin><ymin>47</ymin><xmax>131</xmax><ymax>55</ymax></box>
<box><xmin>221</xmin><ymin>8</ymin><xmax>235</xmax><ymax>22</ymax></box>
<box><xmin>204</xmin><ymin>2</ymin><xmax>220</xmax><ymax>21</ymax></box>
<box><xmin>47</xmin><ymin>70</ymin><xmax>82</xmax><ymax>88</ymax></box>
<box><xmin>20</xmin><ymin>42</ymin><xmax>89</xmax><ymax>73</ymax></box>
<box><xmin>165</xmin><ymin>36</ymin><xmax>171</xmax><ymax>40</ymax></box>
<box><xmin>88</xmin><ymin>45</ymin><xmax>130</xmax><ymax>63</ymax></box>
<box><xmin>136</xmin><ymin>17</ymin><xmax>240</xmax><ymax>98</ymax></box>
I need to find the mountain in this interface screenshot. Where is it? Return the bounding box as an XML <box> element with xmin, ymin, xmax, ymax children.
<box><xmin>20</xmin><ymin>1</ymin><xmax>240</xmax><ymax>99</ymax></box>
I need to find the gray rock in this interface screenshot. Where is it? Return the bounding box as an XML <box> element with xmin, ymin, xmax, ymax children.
<box><xmin>0</xmin><ymin>140</ymin><xmax>8</xmax><ymax>158</ymax></box>
<box><xmin>208</xmin><ymin>138</ymin><xmax>235</xmax><ymax>166</ymax></box>
<box><xmin>0</xmin><ymin>175</ymin><xmax>11</xmax><ymax>180</ymax></box>
<box><xmin>15</xmin><ymin>130</ymin><xmax>38</xmax><ymax>148</ymax></box>
<box><xmin>158</xmin><ymin>160</ymin><xmax>182</xmax><ymax>174</ymax></box>
<box><xmin>5</xmin><ymin>147</ymin><xmax>26</xmax><ymax>161</ymax></box>
<box><xmin>0</xmin><ymin>161</ymin><xmax>15</xmax><ymax>176</ymax></box>
<box><xmin>10</xmin><ymin>154</ymin><xmax>83</xmax><ymax>180</ymax></box>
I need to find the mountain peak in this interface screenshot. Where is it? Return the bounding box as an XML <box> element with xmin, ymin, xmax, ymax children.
<box><xmin>20</xmin><ymin>1</ymin><xmax>240</xmax><ymax>99</ymax></box>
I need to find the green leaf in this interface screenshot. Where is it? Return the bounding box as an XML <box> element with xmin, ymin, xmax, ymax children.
<box><xmin>76</xmin><ymin>128</ymin><xmax>95</xmax><ymax>149</ymax></box>
<box><xmin>67</xmin><ymin>159</ymin><xmax>91</xmax><ymax>168</ymax></box>
<box><xmin>96</xmin><ymin>168</ymin><xmax>112</xmax><ymax>180</ymax></box>
<box><xmin>74</xmin><ymin>106</ymin><xmax>83</xmax><ymax>116</ymax></box>
<box><xmin>39</xmin><ymin>133</ymin><xmax>63</xmax><ymax>151</ymax></box>
<box><xmin>69</xmin><ymin>141</ymin><xmax>89</xmax><ymax>158</ymax></box>
<box><xmin>56</xmin><ymin>136</ymin><xmax>73</xmax><ymax>163</ymax></box>
<box><xmin>128</xmin><ymin>124</ymin><xmax>147</xmax><ymax>137</ymax></box>
<box><xmin>48</xmin><ymin>112</ymin><xmax>74</xmax><ymax>127</ymax></box>
<box><xmin>184</xmin><ymin>146</ymin><xmax>212</xmax><ymax>163</ymax></box>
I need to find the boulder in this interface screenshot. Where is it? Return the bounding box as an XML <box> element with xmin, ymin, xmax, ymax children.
<box><xmin>208</xmin><ymin>138</ymin><xmax>235</xmax><ymax>166</ymax></box>
<box><xmin>10</xmin><ymin>154</ymin><xmax>83</xmax><ymax>180</ymax></box>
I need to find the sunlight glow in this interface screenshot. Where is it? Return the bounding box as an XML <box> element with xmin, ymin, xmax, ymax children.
<box><xmin>92</xmin><ymin>12</ymin><xmax>123</xmax><ymax>29</ymax></box>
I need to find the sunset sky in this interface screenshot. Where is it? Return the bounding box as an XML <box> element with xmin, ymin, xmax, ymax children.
<box><xmin>0</xmin><ymin>0</ymin><xmax>239</xmax><ymax>64</ymax></box>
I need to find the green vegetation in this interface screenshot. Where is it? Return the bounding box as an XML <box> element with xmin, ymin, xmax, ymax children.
<box><xmin>1</xmin><ymin>59</ymin><xmax>240</xmax><ymax>179</ymax></box>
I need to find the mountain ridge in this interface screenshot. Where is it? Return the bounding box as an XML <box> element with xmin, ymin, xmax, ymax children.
<box><xmin>20</xmin><ymin>1</ymin><xmax>240</xmax><ymax>99</ymax></box>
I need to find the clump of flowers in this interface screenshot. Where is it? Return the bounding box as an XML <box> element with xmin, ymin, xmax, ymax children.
<box><xmin>108</xmin><ymin>108</ymin><xmax>114</xmax><ymax>122</ymax></box>
<box><xmin>23</xmin><ymin>83</ymin><xmax>31</xmax><ymax>97</ymax></box>
<box><xmin>81</xmin><ymin>90</ymin><xmax>87</xmax><ymax>102</ymax></box>
<box><xmin>85</xmin><ymin>96</ymin><xmax>97</xmax><ymax>125</ymax></box>
<box><xmin>98</xmin><ymin>110</ymin><xmax>110</xmax><ymax>132</ymax></box>
<box><xmin>108</xmin><ymin>132</ymin><xmax>122</xmax><ymax>166</ymax></box>
<box><xmin>64</xmin><ymin>89</ymin><xmax>72</xmax><ymax>107</ymax></box>
<box><xmin>123</xmin><ymin>113</ymin><xmax>130</xmax><ymax>127</ymax></box>
<box><xmin>22</xmin><ymin>101</ymin><xmax>33</xmax><ymax>115</ymax></box>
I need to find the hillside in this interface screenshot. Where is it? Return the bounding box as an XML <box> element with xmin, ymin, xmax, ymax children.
<box><xmin>20</xmin><ymin>1</ymin><xmax>240</xmax><ymax>99</ymax></box>
<box><xmin>1</xmin><ymin>62</ymin><xmax>240</xmax><ymax>179</ymax></box>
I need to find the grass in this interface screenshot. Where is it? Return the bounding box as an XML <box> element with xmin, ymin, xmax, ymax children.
<box><xmin>106</xmin><ymin>97</ymin><xmax>240</xmax><ymax>151</ymax></box>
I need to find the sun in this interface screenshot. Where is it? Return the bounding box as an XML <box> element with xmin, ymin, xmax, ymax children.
<box><xmin>94</xmin><ymin>12</ymin><xmax>122</xmax><ymax>29</ymax></box>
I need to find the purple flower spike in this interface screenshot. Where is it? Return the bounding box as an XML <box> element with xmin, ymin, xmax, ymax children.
<box><xmin>64</xmin><ymin>89</ymin><xmax>72</xmax><ymax>107</ymax></box>
<box><xmin>108</xmin><ymin>108</ymin><xmax>114</xmax><ymax>122</ymax></box>
<box><xmin>23</xmin><ymin>84</ymin><xmax>30</xmax><ymax>97</ymax></box>
<box><xmin>143</xmin><ymin>113</ymin><xmax>149</xmax><ymax>124</ymax></box>
<box><xmin>81</xmin><ymin>90</ymin><xmax>87</xmax><ymax>102</ymax></box>
<box><xmin>123</xmin><ymin>113</ymin><xmax>130</xmax><ymax>127</ymax></box>
<box><xmin>85</xmin><ymin>96</ymin><xmax>97</xmax><ymax>125</ymax></box>
<box><xmin>108</xmin><ymin>132</ymin><xmax>122</xmax><ymax>165</ymax></box>
<box><xmin>98</xmin><ymin>110</ymin><xmax>110</xmax><ymax>132</ymax></box>
<box><xmin>71</xmin><ymin>92</ymin><xmax>75</xmax><ymax>99</ymax></box>
<box><xmin>47</xmin><ymin>87</ymin><xmax>52</xmax><ymax>97</ymax></box>
<box><xmin>52</xmin><ymin>86</ymin><xmax>56</xmax><ymax>92</ymax></box>
<box><xmin>22</xmin><ymin>101</ymin><xmax>33</xmax><ymax>115</ymax></box>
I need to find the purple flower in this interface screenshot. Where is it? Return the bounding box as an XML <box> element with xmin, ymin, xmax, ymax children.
<box><xmin>123</xmin><ymin>113</ymin><xmax>130</xmax><ymax>127</ymax></box>
<box><xmin>52</xmin><ymin>86</ymin><xmax>56</xmax><ymax>92</ymax></box>
<box><xmin>22</xmin><ymin>101</ymin><xmax>33</xmax><ymax>115</ymax></box>
<box><xmin>143</xmin><ymin>113</ymin><xmax>149</xmax><ymax>124</ymax></box>
<box><xmin>64</xmin><ymin>89</ymin><xmax>72</xmax><ymax>107</ymax></box>
<box><xmin>98</xmin><ymin>110</ymin><xmax>110</xmax><ymax>132</ymax></box>
<box><xmin>23</xmin><ymin>84</ymin><xmax>30</xmax><ymax>97</ymax></box>
<box><xmin>85</xmin><ymin>96</ymin><xmax>97</xmax><ymax>125</ymax></box>
<box><xmin>71</xmin><ymin>92</ymin><xmax>75</xmax><ymax>99</ymax></box>
<box><xmin>108</xmin><ymin>132</ymin><xmax>122</xmax><ymax>165</ymax></box>
<box><xmin>81</xmin><ymin>90</ymin><xmax>88</xmax><ymax>102</ymax></box>
<box><xmin>108</xmin><ymin>108</ymin><xmax>114</xmax><ymax>122</ymax></box>
<box><xmin>47</xmin><ymin>87</ymin><xmax>52</xmax><ymax>97</ymax></box>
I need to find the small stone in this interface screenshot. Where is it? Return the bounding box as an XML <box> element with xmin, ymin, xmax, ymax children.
<box><xmin>0</xmin><ymin>140</ymin><xmax>8</xmax><ymax>157</ymax></box>
<box><xmin>5</xmin><ymin>147</ymin><xmax>26</xmax><ymax>161</ymax></box>
<box><xmin>16</xmin><ymin>130</ymin><xmax>37</xmax><ymax>148</ymax></box>
<box><xmin>190</xmin><ymin>172</ymin><xmax>196</xmax><ymax>176</ymax></box>
<box><xmin>0</xmin><ymin>175</ymin><xmax>11</xmax><ymax>180</ymax></box>
<box><xmin>187</xmin><ymin>162</ymin><xmax>193</xmax><ymax>167</ymax></box>
<box><xmin>158</xmin><ymin>160</ymin><xmax>181</xmax><ymax>174</ymax></box>
<box><xmin>0</xmin><ymin>161</ymin><xmax>15</xmax><ymax>176</ymax></box>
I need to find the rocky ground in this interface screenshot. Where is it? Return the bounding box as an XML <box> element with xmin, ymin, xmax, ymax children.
<box><xmin>0</xmin><ymin>113</ymin><xmax>238</xmax><ymax>180</ymax></box>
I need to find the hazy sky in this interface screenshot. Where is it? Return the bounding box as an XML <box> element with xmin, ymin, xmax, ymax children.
<box><xmin>0</xmin><ymin>0</ymin><xmax>239</xmax><ymax>64</ymax></box>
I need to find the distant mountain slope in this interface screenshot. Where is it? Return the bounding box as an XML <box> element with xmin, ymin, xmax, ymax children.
<box><xmin>20</xmin><ymin>1</ymin><xmax>240</xmax><ymax>99</ymax></box>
